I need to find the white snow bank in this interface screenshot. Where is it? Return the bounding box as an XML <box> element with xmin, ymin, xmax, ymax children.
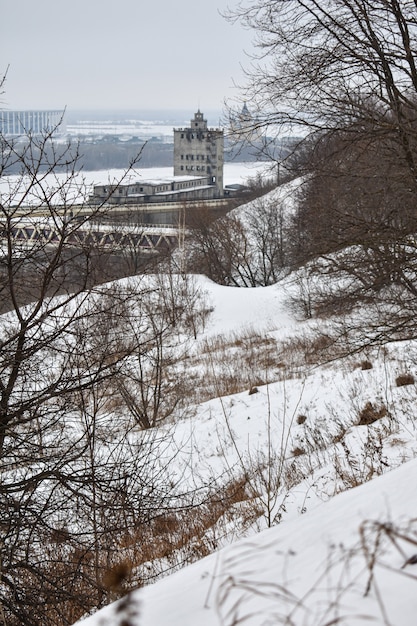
<box><xmin>196</xmin><ymin>275</ymin><xmax>293</xmax><ymax>337</ymax></box>
<box><xmin>76</xmin><ymin>456</ymin><xmax>417</xmax><ymax>625</ymax></box>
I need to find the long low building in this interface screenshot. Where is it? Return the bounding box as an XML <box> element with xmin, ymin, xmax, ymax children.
<box><xmin>90</xmin><ymin>174</ymin><xmax>219</xmax><ymax>205</ymax></box>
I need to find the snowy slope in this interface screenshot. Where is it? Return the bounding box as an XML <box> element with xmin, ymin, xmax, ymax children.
<box><xmin>77</xmin><ymin>457</ymin><xmax>417</xmax><ymax>626</ymax></box>
<box><xmin>73</xmin><ymin>273</ymin><xmax>417</xmax><ymax>626</ymax></box>
<box><xmin>197</xmin><ymin>275</ymin><xmax>293</xmax><ymax>335</ymax></box>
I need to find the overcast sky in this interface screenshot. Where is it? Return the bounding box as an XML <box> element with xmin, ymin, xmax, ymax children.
<box><xmin>1</xmin><ymin>0</ymin><xmax>255</xmax><ymax>114</ymax></box>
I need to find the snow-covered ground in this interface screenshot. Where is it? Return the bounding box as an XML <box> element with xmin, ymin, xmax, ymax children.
<box><xmin>65</xmin><ymin>114</ymin><xmax>222</xmax><ymax>143</ymax></box>
<box><xmin>78</xmin><ymin>458</ymin><xmax>417</xmax><ymax>626</ymax></box>
<box><xmin>4</xmin><ymin>160</ymin><xmax>417</xmax><ymax>623</ymax></box>
<box><xmin>73</xmin><ymin>268</ymin><xmax>417</xmax><ymax>626</ymax></box>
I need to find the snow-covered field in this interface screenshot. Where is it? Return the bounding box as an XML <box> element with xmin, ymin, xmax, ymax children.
<box><xmin>66</xmin><ymin>120</ymin><xmax>177</xmax><ymax>142</ymax></box>
<box><xmin>73</xmin><ymin>265</ymin><xmax>417</xmax><ymax>626</ymax></box>
<box><xmin>65</xmin><ymin>114</ymin><xmax>218</xmax><ymax>142</ymax></box>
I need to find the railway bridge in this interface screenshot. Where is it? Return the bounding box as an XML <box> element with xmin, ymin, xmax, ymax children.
<box><xmin>2</xmin><ymin>196</ymin><xmax>233</xmax><ymax>253</ymax></box>
<box><xmin>5</xmin><ymin>220</ymin><xmax>179</xmax><ymax>253</ymax></box>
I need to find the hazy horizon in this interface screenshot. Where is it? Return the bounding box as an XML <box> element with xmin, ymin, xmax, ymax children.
<box><xmin>1</xmin><ymin>1</ymin><xmax>254</xmax><ymax>112</ymax></box>
<box><xmin>64</xmin><ymin>108</ymin><xmax>224</xmax><ymax>121</ymax></box>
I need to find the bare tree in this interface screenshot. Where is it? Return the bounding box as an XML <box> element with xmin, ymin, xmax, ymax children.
<box><xmin>187</xmin><ymin>195</ymin><xmax>291</xmax><ymax>287</ymax></box>
<box><xmin>225</xmin><ymin>1</ymin><xmax>417</xmax><ymax>343</ymax></box>
<box><xmin>113</xmin><ymin>269</ymin><xmax>211</xmax><ymax>430</ymax></box>
<box><xmin>285</xmin><ymin>119</ymin><xmax>417</xmax><ymax>325</ymax></box>
<box><xmin>0</xmin><ymin>114</ymin><xmax>189</xmax><ymax>624</ymax></box>
<box><xmin>226</xmin><ymin>1</ymin><xmax>417</xmax><ymax>173</ymax></box>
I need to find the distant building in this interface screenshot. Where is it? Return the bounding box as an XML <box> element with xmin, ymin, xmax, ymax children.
<box><xmin>229</xmin><ymin>102</ymin><xmax>262</xmax><ymax>143</ymax></box>
<box><xmin>0</xmin><ymin>110</ymin><xmax>66</xmax><ymax>138</ymax></box>
<box><xmin>92</xmin><ymin>110</ymin><xmax>226</xmax><ymax>205</ymax></box>
<box><xmin>173</xmin><ymin>110</ymin><xmax>224</xmax><ymax>196</ymax></box>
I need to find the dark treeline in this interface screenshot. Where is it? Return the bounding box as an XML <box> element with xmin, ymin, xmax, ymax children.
<box><xmin>3</xmin><ymin>136</ymin><xmax>276</xmax><ymax>175</ymax></box>
<box><xmin>2</xmin><ymin>139</ymin><xmax>172</xmax><ymax>174</ymax></box>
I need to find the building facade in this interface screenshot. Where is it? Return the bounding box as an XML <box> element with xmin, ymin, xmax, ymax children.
<box><xmin>0</xmin><ymin>110</ymin><xmax>66</xmax><ymax>137</ymax></box>
<box><xmin>92</xmin><ymin>174</ymin><xmax>217</xmax><ymax>206</ymax></box>
<box><xmin>173</xmin><ymin>110</ymin><xmax>224</xmax><ymax>196</ymax></box>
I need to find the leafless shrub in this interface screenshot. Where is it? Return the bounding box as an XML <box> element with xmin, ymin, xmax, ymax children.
<box><xmin>102</xmin><ymin>562</ymin><xmax>132</xmax><ymax>597</ymax></box>
<box><xmin>110</xmin><ymin>474</ymin><xmax>260</xmax><ymax>586</ymax></box>
<box><xmin>186</xmin><ymin>193</ymin><xmax>291</xmax><ymax>287</ymax></box>
<box><xmin>334</xmin><ymin>428</ymin><xmax>388</xmax><ymax>493</ymax></box>
<box><xmin>331</xmin><ymin>422</ymin><xmax>348</xmax><ymax>444</ymax></box>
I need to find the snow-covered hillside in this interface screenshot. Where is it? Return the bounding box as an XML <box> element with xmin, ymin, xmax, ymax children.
<box><xmin>77</xmin><ymin>458</ymin><xmax>417</xmax><ymax>626</ymax></box>
<box><xmin>74</xmin><ymin>270</ymin><xmax>417</xmax><ymax>626</ymax></box>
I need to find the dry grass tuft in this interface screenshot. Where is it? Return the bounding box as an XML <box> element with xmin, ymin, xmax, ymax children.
<box><xmin>102</xmin><ymin>562</ymin><xmax>131</xmax><ymax>593</ymax></box>
<box><xmin>113</xmin><ymin>475</ymin><xmax>261</xmax><ymax>587</ymax></box>
<box><xmin>291</xmin><ymin>446</ymin><xmax>306</xmax><ymax>457</ymax></box>
<box><xmin>358</xmin><ymin>401</ymin><xmax>388</xmax><ymax>425</ymax></box>
<box><xmin>395</xmin><ymin>373</ymin><xmax>415</xmax><ymax>387</ymax></box>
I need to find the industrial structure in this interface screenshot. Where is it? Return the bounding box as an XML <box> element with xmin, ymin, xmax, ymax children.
<box><xmin>0</xmin><ymin>110</ymin><xmax>66</xmax><ymax>137</ymax></box>
<box><xmin>173</xmin><ymin>109</ymin><xmax>224</xmax><ymax>196</ymax></box>
<box><xmin>91</xmin><ymin>110</ymin><xmax>225</xmax><ymax>207</ymax></box>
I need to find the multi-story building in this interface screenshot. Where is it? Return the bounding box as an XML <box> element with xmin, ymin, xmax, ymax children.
<box><xmin>0</xmin><ymin>110</ymin><xmax>66</xmax><ymax>137</ymax></box>
<box><xmin>173</xmin><ymin>110</ymin><xmax>224</xmax><ymax>196</ymax></box>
